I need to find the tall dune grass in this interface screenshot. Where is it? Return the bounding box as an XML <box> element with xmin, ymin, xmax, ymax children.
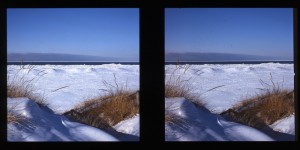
<box><xmin>7</xmin><ymin>65</ymin><xmax>47</xmax><ymax>106</ymax></box>
<box><xmin>221</xmin><ymin>74</ymin><xmax>294</xmax><ymax>129</ymax></box>
<box><xmin>64</xmin><ymin>74</ymin><xmax>139</xmax><ymax>130</ymax></box>
<box><xmin>165</xmin><ymin>64</ymin><xmax>204</xmax><ymax>106</ymax></box>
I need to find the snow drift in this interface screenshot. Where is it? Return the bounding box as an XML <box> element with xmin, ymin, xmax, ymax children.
<box><xmin>7</xmin><ymin>98</ymin><xmax>119</xmax><ymax>141</ymax></box>
<box><xmin>165</xmin><ymin>97</ymin><xmax>276</xmax><ymax>141</ymax></box>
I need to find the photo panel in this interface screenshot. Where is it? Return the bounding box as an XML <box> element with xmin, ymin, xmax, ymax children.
<box><xmin>165</xmin><ymin>8</ymin><xmax>294</xmax><ymax>141</ymax></box>
<box><xmin>7</xmin><ymin>8</ymin><xmax>140</xmax><ymax>141</ymax></box>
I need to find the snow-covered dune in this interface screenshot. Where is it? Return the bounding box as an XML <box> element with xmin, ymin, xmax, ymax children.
<box><xmin>165</xmin><ymin>97</ymin><xmax>294</xmax><ymax>141</ymax></box>
<box><xmin>7</xmin><ymin>64</ymin><xmax>140</xmax><ymax>141</ymax></box>
<box><xmin>165</xmin><ymin>98</ymin><xmax>275</xmax><ymax>141</ymax></box>
<box><xmin>7</xmin><ymin>98</ymin><xmax>119</xmax><ymax>141</ymax></box>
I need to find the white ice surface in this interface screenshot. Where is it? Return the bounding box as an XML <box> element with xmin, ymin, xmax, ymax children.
<box><xmin>7</xmin><ymin>64</ymin><xmax>139</xmax><ymax>114</ymax></box>
<box><xmin>165</xmin><ymin>63</ymin><xmax>294</xmax><ymax>114</ymax></box>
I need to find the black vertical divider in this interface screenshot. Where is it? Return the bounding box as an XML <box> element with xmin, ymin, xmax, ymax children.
<box><xmin>294</xmin><ymin>8</ymin><xmax>298</xmax><ymax>141</ymax></box>
<box><xmin>0</xmin><ymin>8</ymin><xmax>7</xmax><ymax>143</ymax></box>
<box><xmin>140</xmin><ymin>7</ymin><xmax>165</xmax><ymax>142</ymax></box>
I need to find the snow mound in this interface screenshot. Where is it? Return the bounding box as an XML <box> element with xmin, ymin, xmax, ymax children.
<box><xmin>113</xmin><ymin>115</ymin><xmax>140</xmax><ymax>136</ymax></box>
<box><xmin>270</xmin><ymin>114</ymin><xmax>295</xmax><ymax>135</ymax></box>
<box><xmin>165</xmin><ymin>98</ymin><xmax>274</xmax><ymax>141</ymax></box>
<box><xmin>7</xmin><ymin>98</ymin><xmax>118</xmax><ymax>141</ymax></box>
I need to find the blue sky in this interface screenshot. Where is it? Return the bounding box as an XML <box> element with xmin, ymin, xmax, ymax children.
<box><xmin>165</xmin><ymin>8</ymin><xmax>293</xmax><ymax>59</ymax></box>
<box><xmin>7</xmin><ymin>8</ymin><xmax>139</xmax><ymax>61</ymax></box>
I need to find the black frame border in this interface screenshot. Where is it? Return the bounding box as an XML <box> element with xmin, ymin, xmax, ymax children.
<box><xmin>0</xmin><ymin>0</ymin><xmax>299</xmax><ymax>146</ymax></box>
